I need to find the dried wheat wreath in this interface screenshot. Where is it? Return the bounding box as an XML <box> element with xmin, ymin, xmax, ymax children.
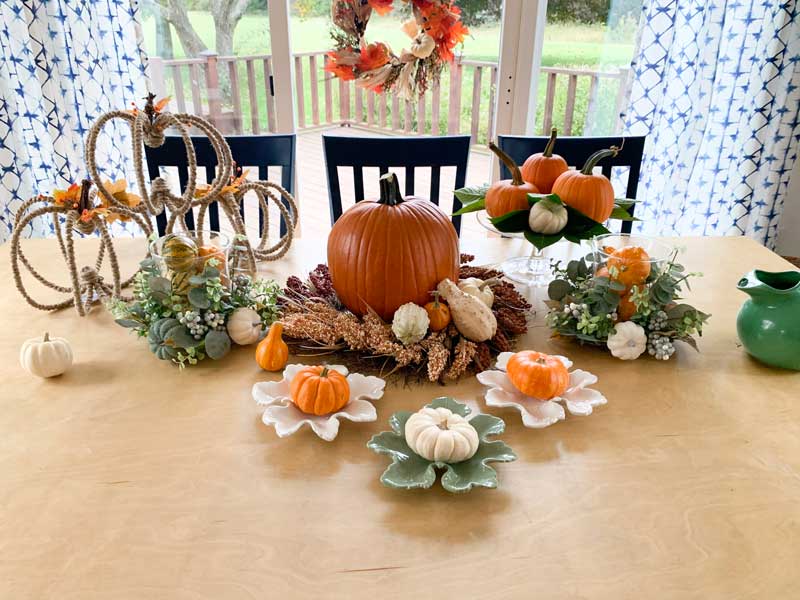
<box><xmin>326</xmin><ymin>0</ymin><xmax>469</xmax><ymax>98</ymax></box>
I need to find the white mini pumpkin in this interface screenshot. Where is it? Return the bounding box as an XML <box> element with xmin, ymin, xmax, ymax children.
<box><xmin>405</xmin><ymin>406</ymin><xmax>480</xmax><ymax>463</ymax></box>
<box><xmin>457</xmin><ymin>277</ymin><xmax>494</xmax><ymax>308</ymax></box>
<box><xmin>607</xmin><ymin>321</ymin><xmax>647</xmax><ymax>360</ymax></box>
<box><xmin>227</xmin><ymin>307</ymin><xmax>263</xmax><ymax>345</ymax></box>
<box><xmin>410</xmin><ymin>32</ymin><xmax>436</xmax><ymax>58</ymax></box>
<box><xmin>20</xmin><ymin>332</ymin><xmax>73</xmax><ymax>378</ymax></box>
<box><xmin>392</xmin><ymin>303</ymin><xmax>430</xmax><ymax>345</ymax></box>
<box><xmin>528</xmin><ymin>197</ymin><xmax>568</xmax><ymax>234</ymax></box>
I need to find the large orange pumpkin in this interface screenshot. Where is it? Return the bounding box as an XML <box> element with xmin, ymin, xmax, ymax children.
<box><xmin>520</xmin><ymin>128</ymin><xmax>569</xmax><ymax>193</ymax></box>
<box><xmin>551</xmin><ymin>146</ymin><xmax>619</xmax><ymax>223</ymax></box>
<box><xmin>506</xmin><ymin>350</ymin><xmax>570</xmax><ymax>400</ymax></box>
<box><xmin>290</xmin><ymin>365</ymin><xmax>350</xmax><ymax>415</ymax></box>
<box><xmin>327</xmin><ymin>172</ymin><xmax>459</xmax><ymax>320</ymax></box>
<box><xmin>607</xmin><ymin>246</ymin><xmax>651</xmax><ymax>287</ymax></box>
<box><xmin>485</xmin><ymin>142</ymin><xmax>539</xmax><ymax>217</ymax></box>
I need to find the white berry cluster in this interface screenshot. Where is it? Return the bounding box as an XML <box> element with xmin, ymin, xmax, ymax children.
<box><xmin>179</xmin><ymin>310</ymin><xmax>209</xmax><ymax>340</ymax></box>
<box><xmin>563</xmin><ymin>302</ymin><xmax>587</xmax><ymax>318</ymax></box>
<box><xmin>648</xmin><ymin>310</ymin><xmax>669</xmax><ymax>331</ymax></box>
<box><xmin>647</xmin><ymin>332</ymin><xmax>675</xmax><ymax>360</ymax></box>
<box><xmin>204</xmin><ymin>311</ymin><xmax>225</xmax><ymax>330</ymax></box>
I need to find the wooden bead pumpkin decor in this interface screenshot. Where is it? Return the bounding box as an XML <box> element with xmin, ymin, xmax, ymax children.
<box><xmin>506</xmin><ymin>350</ymin><xmax>569</xmax><ymax>400</ymax></box>
<box><xmin>521</xmin><ymin>128</ymin><xmax>569</xmax><ymax>193</ymax></box>
<box><xmin>327</xmin><ymin>172</ymin><xmax>459</xmax><ymax>321</ymax></box>
<box><xmin>485</xmin><ymin>142</ymin><xmax>539</xmax><ymax>217</ymax></box>
<box><xmin>551</xmin><ymin>146</ymin><xmax>619</xmax><ymax>223</ymax></box>
<box><xmin>290</xmin><ymin>365</ymin><xmax>351</xmax><ymax>416</ymax></box>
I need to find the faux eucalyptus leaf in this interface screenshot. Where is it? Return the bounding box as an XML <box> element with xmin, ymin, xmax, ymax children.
<box><xmin>189</xmin><ymin>274</ymin><xmax>207</xmax><ymax>285</ymax></box>
<box><xmin>167</xmin><ymin>326</ymin><xmax>199</xmax><ymax>349</ymax></box>
<box><xmin>115</xmin><ymin>318</ymin><xmax>142</xmax><ymax>329</ymax></box>
<box><xmin>203</xmin><ymin>266</ymin><xmax>220</xmax><ymax>279</ymax></box>
<box><xmin>188</xmin><ymin>287</ymin><xmax>211</xmax><ymax>309</ymax></box>
<box><xmin>205</xmin><ymin>330</ymin><xmax>231</xmax><ymax>360</ymax></box>
<box><xmin>548</xmin><ymin>279</ymin><xmax>573</xmax><ymax>301</ymax></box>
<box><xmin>149</xmin><ymin>277</ymin><xmax>171</xmax><ymax>299</ymax></box>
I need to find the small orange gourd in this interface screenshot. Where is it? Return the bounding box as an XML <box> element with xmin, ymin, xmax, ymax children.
<box><xmin>521</xmin><ymin>128</ymin><xmax>569</xmax><ymax>193</ymax></box>
<box><xmin>424</xmin><ymin>291</ymin><xmax>451</xmax><ymax>332</ymax></box>
<box><xmin>485</xmin><ymin>142</ymin><xmax>539</xmax><ymax>218</ymax></box>
<box><xmin>290</xmin><ymin>365</ymin><xmax>351</xmax><ymax>415</ymax></box>
<box><xmin>551</xmin><ymin>146</ymin><xmax>619</xmax><ymax>223</ymax></box>
<box><xmin>506</xmin><ymin>350</ymin><xmax>569</xmax><ymax>400</ymax></box>
<box><xmin>255</xmin><ymin>323</ymin><xmax>289</xmax><ymax>371</ymax></box>
<box><xmin>616</xmin><ymin>285</ymin><xmax>643</xmax><ymax>321</ymax></box>
<box><xmin>607</xmin><ymin>246</ymin><xmax>651</xmax><ymax>287</ymax></box>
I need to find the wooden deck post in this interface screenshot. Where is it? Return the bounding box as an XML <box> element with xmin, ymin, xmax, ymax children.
<box><xmin>200</xmin><ymin>50</ymin><xmax>223</xmax><ymax>128</ymax></box>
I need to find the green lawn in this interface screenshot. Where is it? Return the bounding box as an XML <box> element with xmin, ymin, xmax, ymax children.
<box><xmin>142</xmin><ymin>13</ymin><xmax>636</xmax><ymax>140</ymax></box>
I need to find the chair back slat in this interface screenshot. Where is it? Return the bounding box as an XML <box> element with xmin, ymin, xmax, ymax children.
<box><xmin>144</xmin><ymin>134</ymin><xmax>295</xmax><ymax>236</ymax></box>
<box><xmin>322</xmin><ymin>134</ymin><xmax>471</xmax><ymax>235</ymax></box>
<box><xmin>498</xmin><ymin>135</ymin><xmax>646</xmax><ymax>234</ymax></box>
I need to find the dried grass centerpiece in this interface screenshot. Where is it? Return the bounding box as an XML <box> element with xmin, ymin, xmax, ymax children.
<box><xmin>279</xmin><ymin>256</ymin><xmax>531</xmax><ymax>382</ymax></box>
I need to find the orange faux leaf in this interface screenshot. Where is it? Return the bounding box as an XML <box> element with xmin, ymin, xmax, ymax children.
<box><xmin>368</xmin><ymin>0</ymin><xmax>394</xmax><ymax>15</ymax></box>
<box><xmin>79</xmin><ymin>207</ymin><xmax>108</xmax><ymax>223</ymax></box>
<box><xmin>153</xmin><ymin>96</ymin><xmax>171</xmax><ymax>112</ymax></box>
<box><xmin>357</xmin><ymin>42</ymin><xmax>391</xmax><ymax>72</ymax></box>
<box><xmin>323</xmin><ymin>50</ymin><xmax>357</xmax><ymax>81</ymax></box>
<box><xmin>52</xmin><ymin>183</ymin><xmax>81</xmax><ymax>206</ymax></box>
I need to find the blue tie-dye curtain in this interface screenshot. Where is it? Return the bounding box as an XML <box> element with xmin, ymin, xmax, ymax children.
<box><xmin>0</xmin><ymin>0</ymin><xmax>148</xmax><ymax>242</ymax></box>
<box><xmin>623</xmin><ymin>0</ymin><xmax>800</xmax><ymax>247</ymax></box>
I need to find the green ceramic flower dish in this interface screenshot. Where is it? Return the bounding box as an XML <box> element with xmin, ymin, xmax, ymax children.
<box><xmin>367</xmin><ymin>397</ymin><xmax>517</xmax><ymax>493</ymax></box>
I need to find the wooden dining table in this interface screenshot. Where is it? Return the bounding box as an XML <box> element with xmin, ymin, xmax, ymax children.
<box><xmin>2</xmin><ymin>234</ymin><xmax>799</xmax><ymax>599</ymax></box>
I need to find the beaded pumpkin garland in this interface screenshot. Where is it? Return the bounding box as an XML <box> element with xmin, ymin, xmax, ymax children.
<box><xmin>326</xmin><ymin>0</ymin><xmax>469</xmax><ymax>98</ymax></box>
<box><xmin>10</xmin><ymin>94</ymin><xmax>298</xmax><ymax>316</ymax></box>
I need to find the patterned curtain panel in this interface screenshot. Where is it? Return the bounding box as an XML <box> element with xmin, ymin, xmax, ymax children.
<box><xmin>623</xmin><ymin>0</ymin><xmax>800</xmax><ymax>247</ymax></box>
<box><xmin>0</xmin><ymin>0</ymin><xmax>148</xmax><ymax>243</ymax></box>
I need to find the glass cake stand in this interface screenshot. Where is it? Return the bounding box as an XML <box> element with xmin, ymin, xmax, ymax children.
<box><xmin>477</xmin><ymin>212</ymin><xmax>551</xmax><ymax>287</ymax></box>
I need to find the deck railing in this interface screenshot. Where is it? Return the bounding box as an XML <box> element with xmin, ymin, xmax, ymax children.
<box><xmin>149</xmin><ymin>51</ymin><xmax>629</xmax><ymax>143</ymax></box>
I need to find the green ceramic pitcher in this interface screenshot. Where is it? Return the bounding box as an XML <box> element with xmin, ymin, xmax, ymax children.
<box><xmin>736</xmin><ymin>269</ymin><xmax>800</xmax><ymax>370</ymax></box>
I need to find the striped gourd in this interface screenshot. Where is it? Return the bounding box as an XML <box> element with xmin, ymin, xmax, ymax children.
<box><xmin>161</xmin><ymin>234</ymin><xmax>198</xmax><ymax>272</ymax></box>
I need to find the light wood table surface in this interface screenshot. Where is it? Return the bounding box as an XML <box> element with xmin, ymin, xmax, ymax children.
<box><xmin>2</xmin><ymin>236</ymin><xmax>799</xmax><ymax>599</ymax></box>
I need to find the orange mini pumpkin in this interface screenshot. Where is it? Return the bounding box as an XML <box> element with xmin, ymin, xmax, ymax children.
<box><xmin>485</xmin><ymin>142</ymin><xmax>539</xmax><ymax>218</ymax></box>
<box><xmin>506</xmin><ymin>350</ymin><xmax>569</xmax><ymax>400</ymax></box>
<box><xmin>521</xmin><ymin>128</ymin><xmax>569</xmax><ymax>193</ymax></box>
<box><xmin>290</xmin><ymin>365</ymin><xmax>350</xmax><ymax>416</ymax></box>
<box><xmin>616</xmin><ymin>285</ymin><xmax>644</xmax><ymax>321</ymax></box>
<box><xmin>607</xmin><ymin>246</ymin><xmax>651</xmax><ymax>287</ymax></box>
<box><xmin>551</xmin><ymin>146</ymin><xmax>619</xmax><ymax>223</ymax></box>
<box><xmin>327</xmin><ymin>172</ymin><xmax>459</xmax><ymax>320</ymax></box>
<box><xmin>424</xmin><ymin>291</ymin><xmax>451</xmax><ymax>332</ymax></box>
<box><xmin>255</xmin><ymin>323</ymin><xmax>289</xmax><ymax>371</ymax></box>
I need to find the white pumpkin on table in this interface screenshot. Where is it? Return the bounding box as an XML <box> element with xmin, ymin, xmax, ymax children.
<box><xmin>20</xmin><ymin>333</ymin><xmax>73</xmax><ymax>378</ymax></box>
<box><xmin>227</xmin><ymin>307</ymin><xmax>263</xmax><ymax>345</ymax></box>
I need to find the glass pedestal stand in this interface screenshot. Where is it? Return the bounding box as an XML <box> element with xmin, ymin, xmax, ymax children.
<box><xmin>477</xmin><ymin>213</ymin><xmax>552</xmax><ymax>287</ymax></box>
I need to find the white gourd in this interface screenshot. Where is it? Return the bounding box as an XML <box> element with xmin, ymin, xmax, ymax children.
<box><xmin>528</xmin><ymin>198</ymin><xmax>568</xmax><ymax>234</ymax></box>
<box><xmin>437</xmin><ymin>279</ymin><xmax>497</xmax><ymax>342</ymax></box>
<box><xmin>457</xmin><ymin>277</ymin><xmax>494</xmax><ymax>308</ymax></box>
<box><xmin>20</xmin><ymin>332</ymin><xmax>73</xmax><ymax>378</ymax></box>
<box><xmin>405</xmin><ymin>406</ymin><xmax>480</xmax><ymax>462</ymax></box>
<box><xmin>606</xmin><ymin>322</ymin><xmax>647</xmax><ymax>360</ymax></box>
<box><xmin>410</xmin><ymin>33</ymin><xmax>436</xmax><ymax>58</ymax></box>
<box><xmin>392</xmin><ymin>302</ymin><xmax>430</xmax><ymax>345</ymax></box>
<box><xmin>227</xmin><ymin>307</ymin><xmax>263</xmax><ymax>345</ymax></box>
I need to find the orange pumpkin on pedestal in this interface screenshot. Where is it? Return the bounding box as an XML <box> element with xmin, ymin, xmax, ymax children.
<box><xmin>485</xmin><ymin>142</ymin><xmax>539</xmax><ymax>217</ymax></box>
<box><xmin>521</xmin><ymin>128</ymin><xmax>568</xmax><ymax>193</ymax></box>
<box><xmin>327</xmin><ymin>172</ymin><xmax>459</xmax><ymax>321</ymax></box>
<box><xmin>290</xmin><ymin>365</ymin><xmax>350</xmax><ymax>416</ymax></box>
<box><xmin>506</xmin><ymin>350</ymin><xmax>569</xmax><ymax>400</ymax></box>
<box><xmin>552</xmin><ymin>146</ymin><xmax>619</xmax><ymax>223</ymax></box>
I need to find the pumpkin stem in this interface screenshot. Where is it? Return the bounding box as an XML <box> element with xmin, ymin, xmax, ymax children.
<box><xmin>429</xmin><ymin>290</ymin><xmax>442</xmax><ymax>307</ymax></box>
<box><xmin>78</xmin><ymin>179</ymin><xmax>93</xmax><ymax>212</ymax></box>
<box><xmin>479</xmin><ymin>278</ymin><xmax>499</xmax><ymax>290</ymax></box>
<box><xmin>378</xmin><ymin>173</ymin><xmax>404</xmax><ymax>206</ymax></box>
<box><xmin>43</xmin><ymin>332</ymin><xmax>50</xmax><ymax>342</ymax></box>
<box><xmin>320</xmin><ymin>366</ymin><xmax>330</xmax><ymax>377</ymax></box>
<box><xmin>489</xmin><ymin>141</ymin><xmax>524</xmax><ymax>186</ymax></box>
<box><xmin>580</xmin><ymin>146</ymin><xmax>620</xmax><ymax>175</ymax></box>
<box><xmin>543</xmin><ymin>128</ymin><xmax>558</xmax><ymax>157</ymax></box>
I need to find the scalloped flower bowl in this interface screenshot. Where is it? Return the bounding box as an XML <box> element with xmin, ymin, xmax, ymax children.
<box><xmin>476</xmin><ymin>352</ymin><xmax>607</xmax><ymax>429</ymax></box>
<box><xmin>252</xmin><ymin>364</ymin><xmax>386</xmax><ymax>441</ymax></box>
<box><xmin>367</xmin><ymin>397</ymin><xmax>517</xmax><ymax>494</ymax></box>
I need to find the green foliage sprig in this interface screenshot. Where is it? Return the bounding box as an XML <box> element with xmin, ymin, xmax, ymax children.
<box><xmin>108</xmin><ymin>260</ymin><xmax>280</xmax><ymax>368</ymax></box>
<box><xmin>544</xmin><ymin>249</ymin><xmax>710</xmax><ymax>359</ymax></box>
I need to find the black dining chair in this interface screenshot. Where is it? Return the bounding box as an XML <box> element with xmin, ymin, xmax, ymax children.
<box><xmin>498</xmin><ymin>135</ymin><xmax>646</xmax><ymax>234</ymax></box>
<box><xmin>145</xmin><ymin>134</ymin><xmax>296</xmax><ymax>236</ymax></box>
<box><xmin>322</xmin><ymin>134</ymin><xmax>471</xmax><ymax>235</ymax></box>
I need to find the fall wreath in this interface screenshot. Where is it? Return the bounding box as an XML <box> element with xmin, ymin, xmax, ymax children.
<box><xmin>326</xmin><ymin>0</ymin><xmax>469</xmax><ymax>98</ymax></box>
